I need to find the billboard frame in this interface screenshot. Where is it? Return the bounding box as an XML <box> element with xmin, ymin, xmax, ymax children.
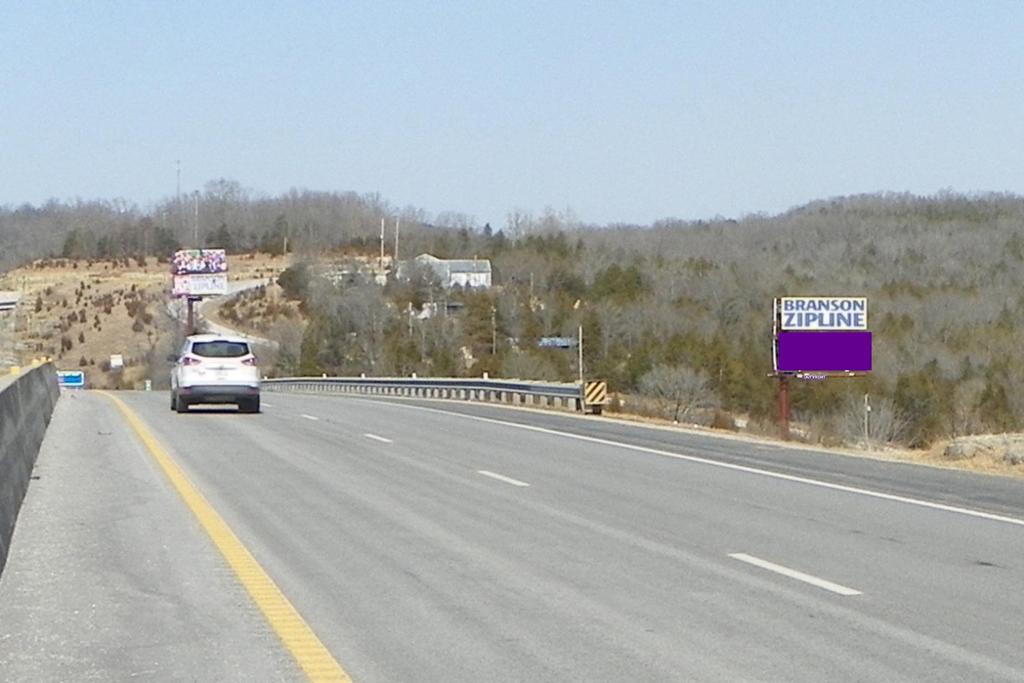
<box><xmin>169</xmin><ymin>248</ymin><xmax>230</xmax><ymax>335</ymax></box>
<box><xmin>770</xmin><ymin>297</ymin><xmax>873</xmax><ymax>441</ymax></box>
<box><xmin>771</xmin><ymin>298</ymin><xmax>872</xmax><ymax>377</ymax></box>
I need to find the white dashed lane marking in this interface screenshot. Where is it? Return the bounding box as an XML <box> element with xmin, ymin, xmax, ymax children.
<box><xmin>729</xmin><ymin>553</ymin><xmax>862</xmax><ymax>596</ymax></box>
<box><xmin>477</xmin><ymin>470</ymin><xmax>530</xmax><ymax>487</ymax></box>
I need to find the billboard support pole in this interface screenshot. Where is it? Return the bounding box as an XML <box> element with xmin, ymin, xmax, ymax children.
<box><xmin>186</xmin><ymin>297</ymin><xmax>197</xmax><ymax>335</ymax></box>
<box><xmin>778</xmin><ymin>374</ymin><xmax>790</xmax><ymax>441</ymax></box>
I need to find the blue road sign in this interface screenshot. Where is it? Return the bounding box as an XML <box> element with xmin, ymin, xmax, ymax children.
<box><xmin>56</xmin><ymin>370</ymin><xmax>85</xmax><ymax>388</ymax></box>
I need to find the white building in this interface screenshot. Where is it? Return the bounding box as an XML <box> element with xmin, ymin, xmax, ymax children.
<box><xmin>404</xmin><ymin>254</ymin><xmax>492</xmax><ymax>289</ymax></box>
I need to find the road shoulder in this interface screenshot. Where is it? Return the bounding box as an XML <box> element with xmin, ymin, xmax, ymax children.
<box><xmin>0</xmin><ymin>392</ymin><xmax>301</xmax><ymax>681</ymax></box>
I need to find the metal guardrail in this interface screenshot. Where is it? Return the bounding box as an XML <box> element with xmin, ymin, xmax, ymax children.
<box><xmin>262</xmin><ymin>376</ymin><xmax>608</xmax><ymax>414</ymax></box>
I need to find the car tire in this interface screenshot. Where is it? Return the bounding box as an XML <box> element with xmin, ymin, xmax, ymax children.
<box><xmin>170</xmin><ymin>391</ymin><xmax>176</xmax><ymax>410</ymax></box>
<box><xmin>175</xmin><ymin>394</ymin><xmax>189</xmax><ymax>413</ymax></box>
<box><xmin>240</xmin><ymin>397</ymin><xmax>260</xmax><ymax>414</ymax></box>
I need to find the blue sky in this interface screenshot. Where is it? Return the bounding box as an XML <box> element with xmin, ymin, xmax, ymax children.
<box><xmin>1</xmin><ymin>2</ymin><xmax>1022</xmax><ymax>226</ymax></box>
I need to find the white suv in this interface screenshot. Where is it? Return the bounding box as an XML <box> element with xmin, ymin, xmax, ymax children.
<box><xmin>170</xmin><ymin>334</ymin><xmax>261</xmax><ymax>413</ymax></box>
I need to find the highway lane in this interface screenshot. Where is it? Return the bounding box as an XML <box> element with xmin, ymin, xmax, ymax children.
<box><xmin>247</xmin><ymin>393</ymin><xmax>1024</xmax><ymax>679</ymax></box>
<box><xmin>2</xmin><ymin>390</ymin><xmax>1023</xmax><ymax>681</ymax></box>
<box><xmin>340</xmin><ymin>394</ymin><xmax>1024</xmax><ymax>519</ymax></box>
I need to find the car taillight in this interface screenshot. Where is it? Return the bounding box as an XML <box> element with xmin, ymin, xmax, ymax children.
<box><xmin>182</xmin><ymin>356</ymin><xmax>202</xmax><ymax>366</ymax></box>
<box><xmin>241</xmin><ymin>357</ymin><xmax>258</xmax><ymax>366</ymax></box>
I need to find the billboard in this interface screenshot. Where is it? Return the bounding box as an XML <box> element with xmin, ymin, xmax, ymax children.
<box><xmin>779</xmin><ymin>297</ymin><xmax>867</xmax><ymax>331</ymax></box>
<box><xmin>173</xmin><ymin>273</ymin><xmax>228</xmax><ymax>297</ymax></box>
<box><xmin>172</xmin><ymin>249</ymin><xmax>227</xmax><ymax>275</ymax></box>
<box><xmin>775</xmin><ymin>331</ymin><xmax>872</xmax><ymax>373</ymax></box>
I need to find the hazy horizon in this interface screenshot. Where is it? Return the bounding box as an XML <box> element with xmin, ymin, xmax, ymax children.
<box><xmin>3</xmin><ymin>2</ymin><xmax>1022</xmax><ymax>226</ymax></box>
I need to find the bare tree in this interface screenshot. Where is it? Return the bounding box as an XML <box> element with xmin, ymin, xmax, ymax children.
<box><xmin>836</xmin><ymin>394</ymin><xmax>909</xmax><ymax>448</ymax></box>
<box><xmin>501</xmin><ymin>351</ymin><xmax>561</xmax><ymax>381</ymax></box>
<box><xmin>638</xmin><ymin>364</ymin><xmax>715</xmax><ymax>423</ymax></box>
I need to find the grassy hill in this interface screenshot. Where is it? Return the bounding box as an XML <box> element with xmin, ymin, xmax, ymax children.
<box><xmin>0</xmin><ymin>254</ymin><xmax>288</xmax><ymax>388</ymax></box>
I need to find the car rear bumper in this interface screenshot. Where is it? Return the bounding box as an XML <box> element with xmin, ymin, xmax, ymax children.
<box><xmin>179</xmin><ymin>384</ymin><xmax>260</xmax><ymax>403</ymax></box>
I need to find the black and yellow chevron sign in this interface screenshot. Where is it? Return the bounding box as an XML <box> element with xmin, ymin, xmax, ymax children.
<box><xmin>584</xmin><ymin>380</ymin><xmax>608</xmax><ymax>405</ymax></box>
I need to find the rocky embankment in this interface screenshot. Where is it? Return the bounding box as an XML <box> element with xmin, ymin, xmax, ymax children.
<box><xmin>944</xmin><ymin>434</ymin><xmax>1024</xmax><ymax>466</ymax></box>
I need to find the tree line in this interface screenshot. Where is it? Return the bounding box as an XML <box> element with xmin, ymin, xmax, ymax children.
<box><xmin>3</xmin><ymin>185</ymin><xmax>1024</xmax><ymax>447</ymax></box>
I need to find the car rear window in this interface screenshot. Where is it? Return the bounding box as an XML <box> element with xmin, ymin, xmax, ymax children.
<box><xmin>191</xmin><ymin>341</ymin><xmax>250</xmax><ymax>358</ymax></box>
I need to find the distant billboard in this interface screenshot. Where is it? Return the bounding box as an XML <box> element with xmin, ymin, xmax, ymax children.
<box><xmin>172</xmin><ymin>249</ymin><xmax>227</xmax><ymax>275</ymax></box>
<box><xmin>775</xmin><ymin>331</ymin><xmax>872</xmax><ymax>373</ymax></box>
<box><xmin>779</xmin><ymin>297</ymin><xmax>867</xmax><ymax>331</ymax></box>
<box><xmin>172</xmin><ymin>273</ymin><xmax>228</xmax><ymax>297</ymax></box>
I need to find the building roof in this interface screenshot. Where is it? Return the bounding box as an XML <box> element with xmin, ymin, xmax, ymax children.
<box><xmin>412</xmin><ymin>253</ymin><xmax>491</xmax><ymax>276</ymax></box>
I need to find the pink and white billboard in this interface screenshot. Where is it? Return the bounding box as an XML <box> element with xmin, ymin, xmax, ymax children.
<box><xmin>172</xmin><ymin>273</ymin><xmax>228</xmax><ymax>297</ymax></box>
<box><xmin>171</xmin><ymin>249</ymin><xmax>228</xmax><ymax>298</ymax></box>
<box><xmin>171</xmin><ymin>249</ymin><xmax>227</xmax><ymax>275</ymax></box>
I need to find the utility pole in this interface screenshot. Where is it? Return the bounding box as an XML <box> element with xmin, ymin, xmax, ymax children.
<box><xmin>578</xmin><ymin>324</ymin><xmax>584</xmax><ymax>384</ymax></box>
<box><xmin>193</xmin><ymin>191</ymin><xmax>199</xmax><ymax>248</ymax></box>
<box><xmin>573</xmin><ymin>298</ymin><xmax>584</xmax><ymax>384</ymax></box>
<box><xmin>394</xmin><ymin>217</ymin><xmax>400</xmax><ymax>265</ymax></box>
<box><xmin>176</xmin><ymin>160</ymin><xmax>182</xmax><ymax>238</ymax></box>
<box><xmin>491</xmin><ymin>305</ymin><xmax>497</xmax><ymax>355</ymax></box>
<box><xmin>379</xmin><ymin>218</ymin><xmax>385</xmax><ymax>274</ymax></box>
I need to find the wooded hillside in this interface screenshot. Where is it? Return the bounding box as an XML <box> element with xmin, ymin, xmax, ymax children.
<box><xmin>3</xmin><ymin>186</ymin><xmax>1022</xmax><ymax>447</ymax></box>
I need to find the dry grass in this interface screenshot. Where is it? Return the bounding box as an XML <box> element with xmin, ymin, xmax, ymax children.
<box><xmin>605</xmin><ymin>393</ymin><xmax>1024</xmax><ymax>480</ymax></box>
<box><xmin>0</xmin><ymin>253</ymin><xmax>291</xmax><ymax>388</ymax></box>
<box><xmin>207</xmin><ymin>282</ymin><xmax>302</xmax><ymax>336</ymax></box>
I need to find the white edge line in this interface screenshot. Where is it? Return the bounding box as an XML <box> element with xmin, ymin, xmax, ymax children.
<box><xmin>357</xmin><ymin>400</ymin><xmax>1024</xmax><ymax>528</ymax></box>
<box><xmin>261</xmin><ymin>402</ymin><xmax>274</xmax><ymax>408</ymax></box>
<box><xmin>363</xmin><ymin>433</ymin><xmax>393</xmax><ymax>444</ymax></box>
<box><xmin>300</xmin><ymin>414</ymin><xmax>319</xmax><ymax>421</ymax></box>
<box><xmin>729</xmin><ymin>553</ymin><xmax>862</xmax><ymax>596</ymax></box>
<box><xmin>477</xmin><ymin>470</ymin><xmax>530</xmax><ymax>487</ymax></box>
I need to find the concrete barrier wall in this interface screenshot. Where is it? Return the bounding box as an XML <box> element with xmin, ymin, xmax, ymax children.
<box><xmin>0</xmin><ymin>364</ymin><xmax>60</xmax><ymax>576</ymax></box>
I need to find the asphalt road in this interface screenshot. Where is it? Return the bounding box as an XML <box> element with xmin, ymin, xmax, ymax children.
<box><xmin>1</xmin><ymin>390</ymin><xmax>1022</xmax><ymax>682</ymax></box>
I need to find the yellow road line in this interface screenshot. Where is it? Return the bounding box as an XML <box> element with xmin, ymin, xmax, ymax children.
<box><xmin>101</xmin><ymin>392</ymin><xmax>352</xmax><ymax>683</ymax></box>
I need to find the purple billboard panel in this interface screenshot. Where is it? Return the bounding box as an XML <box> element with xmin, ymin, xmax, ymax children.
<box><xmin>776</xmin><ymin>331</ymin><xmax>872</xmax><ymax>373</ymax></box>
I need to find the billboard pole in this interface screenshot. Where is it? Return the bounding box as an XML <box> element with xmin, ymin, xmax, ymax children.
<box><xmin>772</xmin><ymin>297</ymin><xmax>790</xmax><ymax>440</ymax></box>
<box><xmin>778</xmin><ymin>374</ymin><xmax>790</xmax><ymax>441</ymax></box>
<box><xmin>186</xmin><ymin>297</ymin><xmax>197</xmax><ymax>335</ymax></box>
